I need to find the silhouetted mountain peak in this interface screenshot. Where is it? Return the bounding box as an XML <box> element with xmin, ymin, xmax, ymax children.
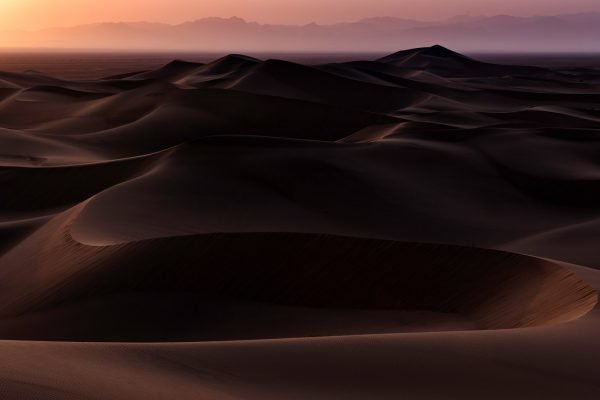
<box><xmin>184</xmin><ymin>16</ymin><xmax>249</xmax><ymax>26</ymax></box>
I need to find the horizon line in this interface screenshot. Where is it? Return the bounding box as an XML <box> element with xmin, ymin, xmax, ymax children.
<box><xmin>3</xmin><ymin>47</ymin><xmax>600</xmax><ymax>56</ymax></box>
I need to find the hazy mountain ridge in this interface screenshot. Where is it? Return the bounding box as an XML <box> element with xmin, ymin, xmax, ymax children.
<box><xmin>3</xmin><ymin>13</ymin><xmax>600</xmax><ymax>52</ymax></box>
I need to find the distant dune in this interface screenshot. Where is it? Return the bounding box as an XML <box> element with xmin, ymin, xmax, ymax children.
<box><xmin>2</xmin><ymin>13</ymin><xmax>600</xmax><ymax>52</ymax></box>
<box><xmin>1</xmin><ymin>46</ymin><xmax>600</xmax><ymax>399</ymax></box>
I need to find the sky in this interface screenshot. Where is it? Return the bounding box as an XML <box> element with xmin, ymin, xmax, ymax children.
<box><xmin>2</xmin><ymin>0</ymin><xmax>600</xmax><ymax>30</ymax></box>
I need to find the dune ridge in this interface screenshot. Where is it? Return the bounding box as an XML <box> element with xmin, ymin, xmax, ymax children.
<box><xmin>1</xmin><ymin>46</ymin><xmax>600</xmax><ymax>399</ymax></box>
<box><xmin>0</xmin><ymin>203</ymin><xmax>595</xmax><ymax>342</ymax></box>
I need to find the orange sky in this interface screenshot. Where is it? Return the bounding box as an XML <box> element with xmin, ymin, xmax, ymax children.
<box><xmin>2</xmin><ymin>0</ymin><xmax>600</xmax><ymax>30</ymax></box>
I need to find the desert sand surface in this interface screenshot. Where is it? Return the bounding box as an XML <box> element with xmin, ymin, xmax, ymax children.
<box><xmin>1</xmin><ymin>45</ymin><xmax>600</xmax><ymax>399</ymax></box>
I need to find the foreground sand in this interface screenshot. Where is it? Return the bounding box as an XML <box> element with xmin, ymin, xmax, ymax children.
<box><xmin>1</xmin><ymin>46</ymin><xmax>600</xmax><ymax>398</ymax></box>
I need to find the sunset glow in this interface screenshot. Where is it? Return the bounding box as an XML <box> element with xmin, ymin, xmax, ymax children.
<box><xmin>2</xmin><ymin>0</ymin><xmax>600</xmax><ymax>31</ymax></box>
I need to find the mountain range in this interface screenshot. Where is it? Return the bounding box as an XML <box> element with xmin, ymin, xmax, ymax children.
<box><xmin>3</xmin><ymin>13</ymin><xmax>600</xmax><ymax>52</ymax></box>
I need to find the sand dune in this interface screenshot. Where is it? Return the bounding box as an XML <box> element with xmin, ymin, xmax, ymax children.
<box><xmin>0</xmin><ymin>204</ymin><xmax>596</xmax><ymax>340</ymax></box>
<box><xmin>378</xmin><ymin>45</ymin><xmax>548</xmax><ymax>77</ymax></box>
<box><xmin>1</xmin><ymin>46</ymin><xmax>600</xmax><ymax>399</ymax></box>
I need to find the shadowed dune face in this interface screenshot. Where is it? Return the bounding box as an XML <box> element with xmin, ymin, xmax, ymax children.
<box><xmin>2</xmin><ymin>46</ymin><xmax>600</xmax><ymax>399</ymax></box>
<box><xmin>0</xmin><ymin>205</ymin><xmax>595</xmax><ymax>342</ymax></box>
<box><xmin>0</xmin><ymin>47</ymin><xmax>599</xmax><ymax>342</ymax></box>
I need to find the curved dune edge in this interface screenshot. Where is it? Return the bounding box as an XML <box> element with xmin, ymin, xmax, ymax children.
<box><xmin>0</xmin><ymin>204</ymin><xmax>595</xmax><ymax>342</ymax></box>
<box><xmin>4</xmin><ymin>48</ymin><xmax>600</xmax><ymax>399</ymax></box>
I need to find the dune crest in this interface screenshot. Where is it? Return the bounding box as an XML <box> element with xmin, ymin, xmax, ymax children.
<box><xmin>1</xmin><ymin>47</ymin><xmax>600</xmax><ymax>399</ymax></box>
<box><xmin>0</xmin><ymin>204</ymin><xmax>596</xmax><ymax>342</ymax></box>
